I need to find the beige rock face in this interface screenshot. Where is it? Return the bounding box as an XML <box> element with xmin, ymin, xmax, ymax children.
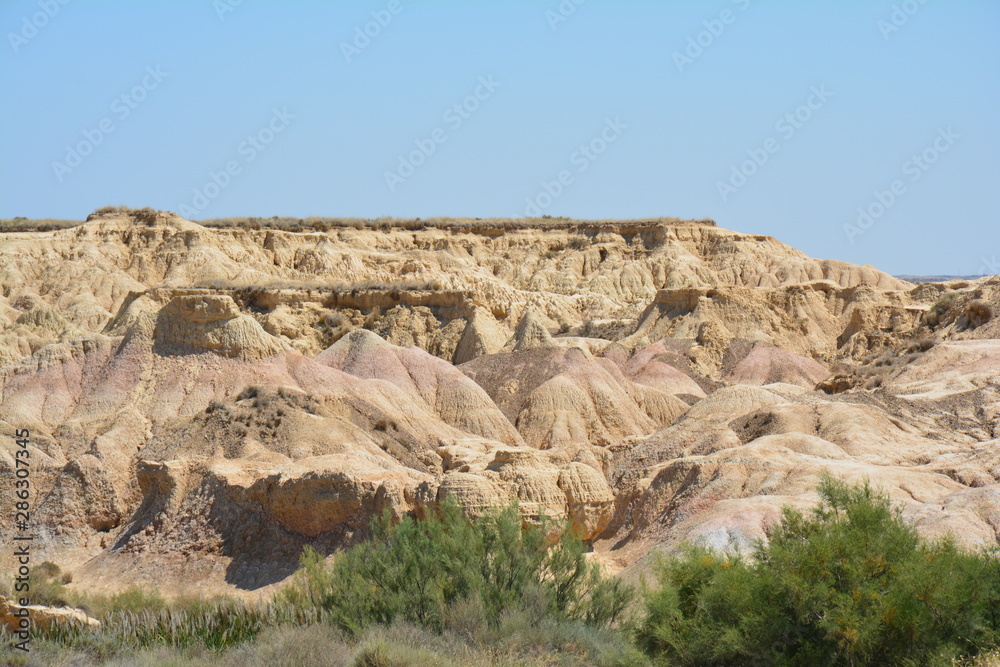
<box><xmin>435</xmin><ymin>448</ymin><xmax>615</xmax><ymax>540</ymax></box>
<box><xmin>234</xmin><ymin>456</ymin><xmax>423</xmax><ymax>538</ymax></box>
<box><xmin>453</xmin><ymin>308</ymin><xmax>509</xmax><ymax>364</ymax></box>
<box><xmin>437</xmin><ymin>472</ymin><xmax>505</xmax><ymax>517</ymax></box>
<box><xmin>887</xmin><ymin>340</ymin><xmax>1000</xmax><ymax>399</ymax></box>
<box><xmin>559</xmin><ymin>462</ymin><xmax>615</xmax><ymax>539</ymax></box>
<box><xmin>0</xmin><ymin>596</ymin><xmax>100</xmax><ymax>632</ymax></box>
<box><xmin>0</xmin><ymin>208</ymin><xmax>997</xmax><ymax>595</ymax></box>
<box><xmin>155</xmin><ymin>295</ymin><xmax>289</xmax><ymax>359</ymax></box>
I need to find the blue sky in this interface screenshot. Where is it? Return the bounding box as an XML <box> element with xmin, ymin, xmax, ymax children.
<box><xmin>2</xmin><ymin>0</ymin><xmax>998</xmax><ymax>275</ymax></box>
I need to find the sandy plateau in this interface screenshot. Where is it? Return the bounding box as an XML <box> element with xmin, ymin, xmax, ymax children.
<box><xmin>1</xmin><ymin>208</ymin><xmax>998</xmax><ymax>596</ymax></box>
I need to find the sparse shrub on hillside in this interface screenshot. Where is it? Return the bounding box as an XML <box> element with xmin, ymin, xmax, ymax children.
<box><xmin>926</xmin><ymin>291</ymin><xmax>960</xmax><ymax>327</ymax></box>
<box><xmin>196</xmin><ymin>215</ymin><xmax>701</xmax><ymax>234</ymax></box>
<box><xmin>874</xmin><ymin>352</ymin><xmax>895</xmax><ymax>367</ymax></box>
<box><xmin>131</xmin><ymin>207</ymin><xmax>161</xmax><ymax>225</ymax></box>
<box><xmin>193</xmin><ymin>277</ymin><xmax>449</xmax><ymax>294</ymax></box>
<box><xmin>0</xmin><ymin>561</ymin><xmax>76</xmax><ymax>608</ymax></box>
<box><xmin>967</xmin><ymin>300</ymin><xmax>995</xmax><ymax>328</ymax></box>
<box><xmin>277</xmin><ymin>499</ymin><xmax>633</xmax><ymax>637</ymax></box>
<box><xmin>638</xmin><ymin>476</ymin><xmax>1000</xmax><ymax>666</ymax></box>
<box><xmin>934</xmin><ymin>291</ymin><xmax>959</xmax><ymax>309</ymax></box>
<box><xmin>363</xmin><ymin>307</ymin><xmax>382</xmax><ymax>329</ymax></box>
<box><xmin>2</xmin><ymin>212</ymin><xmax>716</xmax><ymax>235</ymax></box>
<box><xmin>568</xmin><ymin>235</ymin><xmax>590</xmax><ymax>250</ymax></box>
<box><xmin>905</xmin><ymin>337</ymin><xmax>936</xmax><ymax>353</ymax></box>
<box><xmin>0</xmin><ymin>217</ymin><xmax>81</xmax><ymax>232</ymax></box>
<box><xmin>83</xmin><ymin>205</ymin><xmax>163</xmax><ymax>225</ymax></box>
<box><xmin>87</xmin><ymin>205</ymin><xmax>128</xmax><ymax>220</ymax></box>
<box><xmin>321</xmin><ymin>312</ymin><xmax>354</xmax><ymax>339</ymax></box>
<box><xmin>36</xmin><ymin>561</ymin><xmax>62</xmax><ymax>579</ymax></box>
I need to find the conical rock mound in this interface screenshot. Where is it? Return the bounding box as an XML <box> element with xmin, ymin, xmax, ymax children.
<box><xmin>503</xmin><ymin>309</ymin><xmax>555</xmax><ymax>352</ymax></box>
<box><xmin>453</xmin><ymin>308</ymin><xmax>508</xmax><ymax>364</ymax></box>
<box><xmin>722</xmin><ymin>341</ymin><xmax>829</xmax><ymax>389</ymax></box>
<box><xmin>317</xmin><ymin>329</ymin><xmax>523</xmax><ymax>447</ymax></box>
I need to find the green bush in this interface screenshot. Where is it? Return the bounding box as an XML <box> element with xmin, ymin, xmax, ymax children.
<box><xmin>10</xmin><ymin>561</ymin><xmax>73</xmax><ymax>607</ymax></box>
<box><xmin>638</xmin><ymin>475</ymin><xmax>1000</xmax><ymax>666</ymax></box>
<box><xmin>25</xmin><ymin>479</ymin><xmax>1000</xmax><ymax>666</ymax></box>
<box><xmin>278</xmin><ymin>499</ymin><xmax>632</xmax><ymax>636</ymax></box>
<box><xmin>926</xmin><ymin>291</ymin><xmax>960</xmax><ymax>327</ymax></box>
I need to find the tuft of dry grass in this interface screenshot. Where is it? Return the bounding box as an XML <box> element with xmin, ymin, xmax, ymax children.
<box><xmin>905</xmin><ymin>337</ymin><xmax>936</xmax><ymax>353</ymax></box>
<box><xmin>86</xmin><ymin>205</ymin><xmax>166</xmax><ymax>224</ymax></box>
<box><xmin>3</xmin><ymin>212</ymin><xmax>717</xmax><ymax>236</ymax></box>
<box><xmin>966</xmin><ymin>300</ymin><xmax>995</xmax><ymax>328</ymax></box>
<box><xmin>0</xmin><ymin>217</ymin><xmax>82</xmax><ymax>232</ymax></box>
<box><xmin>193</xmin><ymin>277</ymin><xmax>449</xmax><ymax>293</ymax></box>
<box><xmin>198</xmin><ymin>215</ymin><xmax>715</xmax><ymax>233</ymax></box>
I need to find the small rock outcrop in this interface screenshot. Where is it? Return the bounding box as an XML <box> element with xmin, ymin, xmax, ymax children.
<box><xmin>154</xmin><ymin>295</ymin><xmax>288</xmax><ymax>359</ymax></box>
<box><xmin>0</xmin><ymin>596</ymin><xmax>100</xmax><ymax>632</ymax></box>
<box><xmin>503</xmin><ymin>309</ymin><xmax>555</xmax><ymax>352</ymax></box>
<box><xmin>453</xmin><ymin>308</ymin><xmax>508</xmax><ymax>364</ymax></box>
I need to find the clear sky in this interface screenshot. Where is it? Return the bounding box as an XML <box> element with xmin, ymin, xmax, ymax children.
<box><xmin>2</xmin><ymin>0</ymin><xmax>998</xmax><ymax>275</ymax></box>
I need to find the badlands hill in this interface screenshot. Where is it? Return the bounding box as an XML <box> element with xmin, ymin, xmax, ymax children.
<box><xmin>1</xmin><ymin>207</ymin><xmax>998</xmax><ymax>595</ymax></box>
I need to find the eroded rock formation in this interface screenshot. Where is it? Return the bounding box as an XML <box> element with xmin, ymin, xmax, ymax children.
<box><xmin>1</xmin><ymin>208</ymin><xmax>998</xmax><ymax>595</ymax></box>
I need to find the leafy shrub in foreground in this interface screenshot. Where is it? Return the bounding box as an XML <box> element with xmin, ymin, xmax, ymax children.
<box><xmin>278</xmin><ymin>499</ymin><xmax>633</xmax><ymax>636</ymax></box>
<box><xmin>638</xmin><ymin>476</ymin><xmax>1000</xmax><ymax>666</ymax></box>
